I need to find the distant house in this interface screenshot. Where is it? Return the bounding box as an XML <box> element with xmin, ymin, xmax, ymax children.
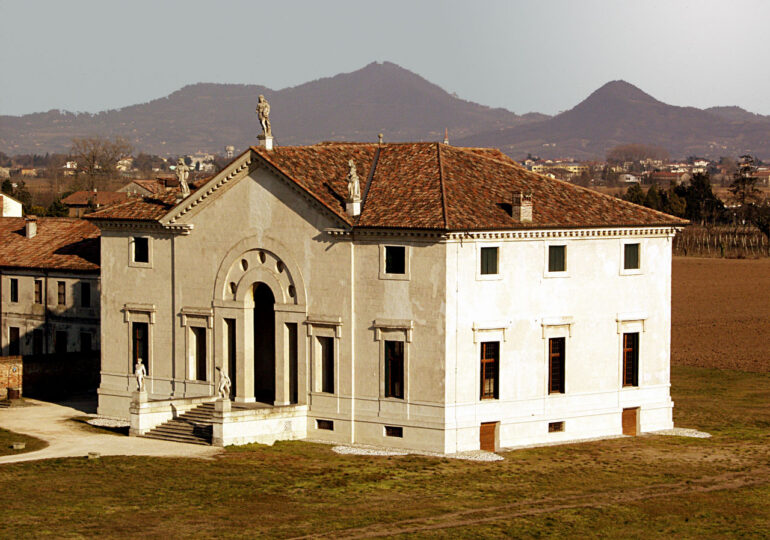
<box><xmin>0</xmin><ymin>193</ymin><xmax>23</xmax><ymax>217</ymax></box>
<box><xmin>20</xmin><ymin>168</ymin><xmax>37</xmax><ymax>177</ymax></box>
<box><xmin>755</xmin><ymin>170</ymin><xmax>770</xmax><ymax>187</ymax></box>
<box><xmin>61</xmin><ymin>190</ymin><xmax>129</xmax><ymax>218</ymax></box>
<box><xmin>619</xmin><ymin>173</ymin><xmax>641</xmax><ymax>184</ymax></box>
<box><xmin>0</xmin><ymin>217</ymin><xmax>100</xmax><ymax>358</ymax></box>
<box><xmin>648</xmin><ymin>171</ymin><xmax>690</xmax><ymax>187</ymax></box>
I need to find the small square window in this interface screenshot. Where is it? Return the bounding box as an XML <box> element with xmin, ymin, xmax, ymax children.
<box><xmin>10</xmin><ymin>278</ymin><xmax>18</xmax><ymax>303</ymax></box>
<box><xmin>548</xmin><ymin>421</ymin><xmax>565</xmax><ymax>433</ymax></box>
<box><xmin>624</xmin><ymin>243</ymin><xmax>640</xmax><ymax>270</ymax></box>
<box><xmin>316</xmin><ymin>419</ymin><xmax>334</xmax><ymax>431</ymax></box>
<box><xmin>548</xmin><ymin>245</ymin><xmax>566</xmax><ymax>272</ymax></box>
<box><xmin>133</xmin><ymin>237</ymin><xmax>149</xmax><ymax>263</ymax></box>
<box><xmin>385</xmin><ymin>426</ymin><xmax>403</xmax><ymax>438</ymax></box>
<box><xmin>385</xmin><ymin>246</ymin><xmax>405</xmax><ymax>274</ymax></box>
<box><xmin>480</xmin><ymin>247</ymin><xmax>498</xmax><ymax>275</ymax></box>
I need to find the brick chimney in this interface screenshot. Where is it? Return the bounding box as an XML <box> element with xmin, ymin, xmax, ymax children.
<box><xmin>25</xmin><ymin>215</ymin><xmax>38</xmax><ymax>238</ymax></box>
<box><xmin>512</xmin><ymin>192</ymin><xmax>533</xmax><ymax>222</ymax></box>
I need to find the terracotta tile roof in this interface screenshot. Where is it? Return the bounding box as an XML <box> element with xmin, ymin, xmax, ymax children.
<box><xmin>62</xmin><ymin>190</ymin><xmax>129</xmax><ymax>207</ymax></box>
<box><xmin>125</xmin><ymin>179</ymin><xmax>166</xmax><ymax>194</ymax></box>
<box><xmin>0</xmin><ymin>218</ymin><xmax>100</xmax><ymax>272</ymax></box>
<box><xmin>86</xmin><ymin>190</ymin><xmax>181</xmax><ymax>221</ymax></box>
<box><xmin>87</xmin><ymin>142</ymin><xmax>687</xmax><ymax>230</ymax></box>
<box><xmin>255</xmin><ymin>143</ymin><xmax>687</xmax><ymax>230</ymax></box>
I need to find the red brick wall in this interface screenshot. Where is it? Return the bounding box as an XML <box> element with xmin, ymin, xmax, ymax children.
<box><xmin>0</xmin><ymin>356</ymin><xmax>23</xmax><ymax>399</ymax></box>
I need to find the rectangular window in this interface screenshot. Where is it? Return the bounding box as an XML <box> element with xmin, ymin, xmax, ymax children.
<box><xmin>548</xmin><ymin>337</ymin><xmax>566</xmax><ymax>394</ymax></box>
<box><xmin>623</xmin><ymin>332</ymin><xmax>639</xmax><ymax>387</ymax></box>
<box><xmin>385</xmin><ymin>426</ymin><xmax>403</xmax><ymax>438</ymax></box>
<box><xmin>480</xmin><ymin>341</ymin><xmax>500</xmax><ymax>400</ymax></box>
<box><xmin>385</xmin><ymin>246</ymin><xmax>406</xmax><ymax>274</ymax></box>
<box><xmin>480</xmin><ymin>247</ymin><xmax>499</xmax><ymax>275</ymax></box>
<box><xmin>191</xmin><ymin>327</ymin><xmax>207</xmax><ymax>381</ymax></box>
<box><xmin>9</xmin><ymin>327</ymin><xmax>20</xmax><ymax>356</ymax></box>
<box><xmin>10</xmin><ymin>278</ymin><xmax>18</xmax><ymax>303</ymax></box>
<box><xmin>624</xmin><ymin>243</ymin><xmax>640</xmax><ymax>270</ymax></box>
<box><xmin>384</xmin><ymin>340</ymin><xmax>405</xmax><ymax>399</ymax></box>
<box><xmin>548</xmin><ymin>421</ymin><xmax>565</xmax><ymax>433</ymax></box>
<box><xmin>225</xmin><ymin>318</ymin><xmax>236</xmax><ymax>400</ymax></box>
<box><xmin>287</xmin><ymin>323</ymin><xmax>298</xmax><ymax>404</ymax></box>
<box><xmin>548</xmin><ymin>245</ymin><xmax>566</xmax><ymax>272</ymax></box>
<box><xmin>57</xmin><ymin>281</ymin><xmax>66</xmax><ymax>305</ymax></box>
<box><xmin>80</xmin><ymin>332</ymin><xmax>92</xmax><ymax>353</ymax></box>
<box><xmin>32</xmin><ymin>329</ymin><xmax>44</xmax><ymax>355</ymax></box>
<box><xmin>319</xmin><ymin>336</ymin><xmax>334</xmax><ymax>394</ymax></box>
<box><xmin>133</xmin><ymin>237</ymin><xmax>149</xmax><ymax>263</ymax></box>
<box><xmin>34</xmin><ymin>280</ymin><xmax>42</xmax><ymax>304</ymax></box>
<box><xmin>132</xmin><ymin>322</ymin><xmax>149</xmax><ymax>373</ymax></box>
<box><xmin>80</xmin><ymin>282</ymin><xmax>91</xmax><ymax>308</ymax></box>
<box><xmin>316</xmin><ymin>419</ymin><xmax>334</xmax><ymax>431</ymax></box>
<box><xmin>55</xmin><ymin>330</ymin><xmax>68</xmax><ymax>354</ymax></box>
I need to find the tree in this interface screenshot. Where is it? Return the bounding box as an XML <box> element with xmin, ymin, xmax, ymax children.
<box><xmin>729</xmin><ymin>155</ymin><xmax>762</xmax><ymax>216</ymax></box>
<box><xmin>644</xmin><ymin>184</ymin><xmax>663</xmax><ymax>211</ymax></box>
<box><xmin>674</xmin><ymin>172</ymin><xmax>724</xmax><ymax>225</ymax></box>
<box><xmin>1</xmin><ymin>178</ymin><xmax>12</xmax><ymax>195</ymax></box>
<box><xmin>70</xmin><ymin>136</ymin><xmax>132</xmax><ymax>190</ymax></box>
<box><xmin>606</xmin><ymin>144</ymin><xmax>670</xmax><ymax>164</ymax></box>
<box><xmin>46</xmin><ymin>198</ymin><xmax>69</xmax><ymax>217</ymax></box>
<box><xmin>622</xmin><ymin>183</ymin><xmax>646</xmax><ymax>206</ymax></box>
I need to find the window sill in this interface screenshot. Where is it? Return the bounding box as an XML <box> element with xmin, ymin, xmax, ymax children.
<box><xmin>476</xmin><ymin>273</ymin><xmax>502</xmax><ymax>281</ymax></box>
<box><xmin>378</xmin><ymin>272</ymin><xmax>410</xmax><ymax>281</ymax></box>
<box><xmin>620</xmin><ymin>268</ymin><xmax>643</xmax><ymax>276</ymax></box>
<box><xmin>543</xmin><ymin>271</ymin><xmax>569</xmax><ymax>279</ymax></box>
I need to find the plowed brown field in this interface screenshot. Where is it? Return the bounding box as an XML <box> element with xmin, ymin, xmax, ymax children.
<box><xmin>672</xmin><ymin>257</ymin><xmax>770</xmax><ymax>372</ymax></box>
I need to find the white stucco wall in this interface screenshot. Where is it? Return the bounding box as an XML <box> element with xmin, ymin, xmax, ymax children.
<box><xmin>444</xmin><ymin>231</ymin><xmax>674</xmax><ymax>452</ymax></box>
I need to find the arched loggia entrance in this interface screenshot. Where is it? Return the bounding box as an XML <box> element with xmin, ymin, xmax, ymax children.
<box><xmin>213</xmin><ymin>240</ymin><xmax>308</xmax><ymax>407</ymax></box>
<box><xmin>253</xmin><ymin>282</ymin><xmax>275</xmax><ymax>404</ymax></box>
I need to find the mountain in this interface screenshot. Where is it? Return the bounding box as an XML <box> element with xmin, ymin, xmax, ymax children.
<box><xmin>0</xmin><ymin>62</ymin><xmax>544</xmax><ymax>156</ymax></box>
<box><xmin>455</xmin><ymin>80</ymin><xmax>770</xmax><ymax>160</ymax></box>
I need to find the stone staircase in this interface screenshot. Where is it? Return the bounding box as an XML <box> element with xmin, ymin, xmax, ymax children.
<box><xmin>143</xmin><ymin>402</ymin><xmax>215</xmax><ymax>445</ymax></box>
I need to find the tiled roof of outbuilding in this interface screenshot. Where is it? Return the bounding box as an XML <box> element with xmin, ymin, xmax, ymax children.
<box><xmin>0</xmin><ymin>218</ymin><xmax>100</xmax><ymax>271</ymax></box>
<box><xmin>87</xmin><ymin>142</ymin><xmax>687</xmax><ymax>230</ymax></box>
<box><xmin>61</xmin><ymin>190</ymin><xmax>128</xmax><ymax>207</ymax></box>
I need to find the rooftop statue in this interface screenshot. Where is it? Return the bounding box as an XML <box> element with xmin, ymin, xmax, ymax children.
<box><xmin>256</xmin><ymin>94</ymin><xmax>272</xmax><ymax>137</ymax></box>
<box><xmin>346</xmin><ymin>159</ymin><xmax>361</xmax><ymax>202</ymax></box>
<box><xmin>176</xmin><ymin>157</ymin><xmax>190</xmax><ymax>197</ymax></box>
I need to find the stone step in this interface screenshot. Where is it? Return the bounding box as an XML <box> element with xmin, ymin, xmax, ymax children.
<box><xmin>141</xmin><ymin>402</ymin><xmax>215</xmax><ymax>446</ymax></box>
<box><xmin>143</xmin><ymin>432</ymin><xmax>209</xmax><ymax>445</ymax></box>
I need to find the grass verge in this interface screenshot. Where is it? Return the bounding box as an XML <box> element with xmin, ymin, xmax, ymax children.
<box><xmin>0</xmin><ymin>366</ymin><xmax>767</xmax><ymax>538</ymax></box>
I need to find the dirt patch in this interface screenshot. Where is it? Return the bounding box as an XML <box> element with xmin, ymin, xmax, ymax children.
<box><xmin>672</xmin><ymin>257</ymin><xmax>770</xmax><ymax>372</ymax></box>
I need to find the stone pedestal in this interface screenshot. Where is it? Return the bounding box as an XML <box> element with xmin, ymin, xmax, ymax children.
<box><xmin>128</xmin><ymin>390</ymin><xmax>153</xmax><ymax>436</ymax></box>
<box><xmin>257</xmin><ymin>134</ymin><xmax>274</xmax><ymax>151</ymax></box>
<box><xmin>215</xmin><ymin>397</ymin><xmax>231</xmax><ymax>413</ymax></box>
<box><xmin>346</xmin><ymin>200</ymin><xmax>361</xmax><ymax>217</ymax></box>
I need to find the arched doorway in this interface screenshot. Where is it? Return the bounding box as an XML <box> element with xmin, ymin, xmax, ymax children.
<box><xmin>253</xmin><ymin>282</ymin><xmax>275</xmax><ymax>404</ymax></box>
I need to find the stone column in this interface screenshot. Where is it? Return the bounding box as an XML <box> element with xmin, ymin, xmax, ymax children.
<box><xmin>237</xmin><ymin>307</ymin><xmax>255</xmax><ymax>402</ymax></box>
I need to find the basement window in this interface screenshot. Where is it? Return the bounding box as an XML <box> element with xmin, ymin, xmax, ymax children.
<box><xmin>384</xmin><ymin>426</ymin><xmax>403</xmax><ymax>438</ymax></box>
<box><xmin>548</xmin><ymin>421</ymin><xmax>565</xmax><ymax>433</ymax></box>
<box><xmin>316</xmin><ymin>419</ymin><xmax>334</xmax><ymax>431</ymax></box>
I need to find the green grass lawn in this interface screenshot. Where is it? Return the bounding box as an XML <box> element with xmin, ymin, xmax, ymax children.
<box><xmin>0</xmin><ymin>366</ymin><xmax>768</xmax><ymax>539</ymax></box>
<box><xmin>0</xmin><ymin>427</ymin><xmax>48</xmax><ymax>457</ymax></box>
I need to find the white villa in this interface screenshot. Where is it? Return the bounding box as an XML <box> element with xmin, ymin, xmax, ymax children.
<box><xmin>87</xmin><ymin>139</ymin><xmax>686</xmax><ymax>453</ymax></box>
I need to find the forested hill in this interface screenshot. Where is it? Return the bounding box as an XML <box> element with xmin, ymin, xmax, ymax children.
<box><xmin>0</xmin><ymin>62</ymin><xmax>544</xmax><ymax>156</ymax></box>
<box><xmin>455</xmin><ymin>80</ymin><xmax>770</xmax><ymax>160</ymax></box>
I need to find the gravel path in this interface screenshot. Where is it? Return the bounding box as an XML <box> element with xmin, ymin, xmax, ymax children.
<box><xmin>0</xmin><ymin>398</ymin><xmax>220</xmax><ymax>464</ymax></box>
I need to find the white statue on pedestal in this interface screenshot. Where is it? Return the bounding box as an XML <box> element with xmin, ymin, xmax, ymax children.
<box><xmin>176</xmin><ymin>158</ymin><xmax>190</xmax><ymax>197</ymax></box>
<box><xmin>217</xmin><ymin>367</ymin><xmax>231</xmax><ymax>399</ymax></box>
<box><xmin>134</xmin><ymin>360</ymin><xmax>147</xmax><ymax>392</ymax></box>
<box><xmin>346</xmin><ymin>159</ymin><xmax>361</xmax><ymax>203</ymax></box>
<box><xmin>256</xmin><ymin>95</ymin><xmax>272</xmax><ymax>137</ymax></box>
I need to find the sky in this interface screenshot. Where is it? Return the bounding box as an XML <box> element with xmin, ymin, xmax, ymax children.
<box><xmin>1</xmin><ymin>0</ymin><xmax>769</xmax><ymax>117</ymax></box>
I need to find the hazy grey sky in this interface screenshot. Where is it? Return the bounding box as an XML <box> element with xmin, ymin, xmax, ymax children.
<box><xmin>1</xmin><ymin>0</ymin><xmax>769</xmax><ymax>116</ymax></box>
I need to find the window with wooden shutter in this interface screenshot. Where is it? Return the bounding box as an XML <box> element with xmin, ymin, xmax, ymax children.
<box><xmin>34</xmin><ymin>280</ymin><xmax>42</xmax><ymax>304</ymax></box>
<box><xmin>385</xmin><ymin>340</ymin><xmax>404</xmax><ymax>399</ymax></box>
<box><xmin>549</xmin><ymin>337</ymin><xmax>565</xmax><ymax>394</ymax></box>
<box><xmin>480</xmin><ymin>341</ymin><xmax>499</xmax><ymax>400</ymax></box>
<box><xmin>480</xmin><ymin>247</ymin><xmax>498</xmax><ymax>275</ymax></box>
<box><xmin>623</xmin><ymin>332</ymin><xmax>639</xmax><ymax>387</ymax></box>
<box><xmin>57</xmin><ymin>281</ymin><xmax>66</xmax><ymax>305</ymax></box>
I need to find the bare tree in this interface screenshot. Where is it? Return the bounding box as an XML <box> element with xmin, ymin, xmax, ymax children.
<box><xmin>70</xmin><ymin>136</ymin><xmax>132</xmax><ymax>190</ymax></box>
